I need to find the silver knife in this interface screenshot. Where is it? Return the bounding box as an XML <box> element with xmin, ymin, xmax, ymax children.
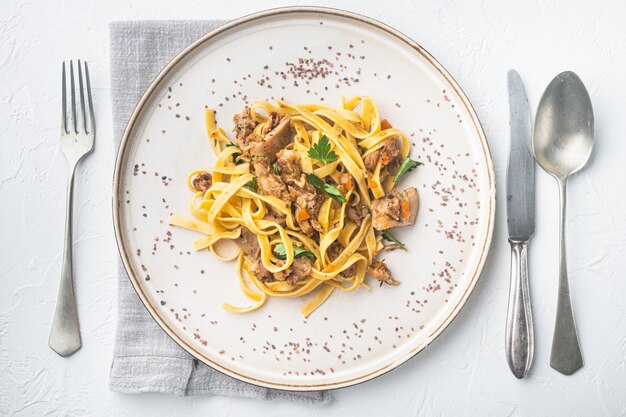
<box><xmin>505</xmin><ymin>70</ymin><xmax>535</xmax><ymax>379</ymax></box>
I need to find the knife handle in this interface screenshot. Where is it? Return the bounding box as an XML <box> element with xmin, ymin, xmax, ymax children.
<box><xmin>505</xmin><ymin>241</ymin><xmax>534</xmax><ymax>378</ymax></box>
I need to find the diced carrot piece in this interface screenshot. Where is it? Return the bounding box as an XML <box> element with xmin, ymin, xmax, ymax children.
<box><xmin>381</xmin><ymin>119</ymin><xmax>392</xmax><ymax>130</ymax></box>
<box><xmin>401</xmin><ymin>201</ymin><xmax>410</xmax><ymax>219</ymax></box>
<box><xmin>345</xmin><ymin>175</ymin><xmax>353</xmax><ymax>190</ymax></box>
<box><xmin>296</xmin><ymin>207</ymin><xmax>311</xmax><ymax>221</ymax></box>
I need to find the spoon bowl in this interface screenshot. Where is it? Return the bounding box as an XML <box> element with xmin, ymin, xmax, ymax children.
<box><xmin>533</xmin><ymin>72</ymin><xmax>594</xmax><ymax>180</ymax></box>
<box><xmin>532</xmin><ymin>70</ymin><xmax>594</xmax><ymax>375</ymax></box>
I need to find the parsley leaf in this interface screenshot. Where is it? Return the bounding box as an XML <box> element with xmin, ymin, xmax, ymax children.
<box><xmin>273</xmin><ymin>243</ymin><xmax>316</xmax><ymax>260</ymax></box>
<box><xmin>273</xmin><ymin>162</ymin><xmax>280</xmax><ymax>176</ymax></box>
<box><xmin>225</xmin><ymin>143</ymin><xmax>243</xmax><ymax>165</ymax></box>
<box><xmin>243</xmin><ymin>176</ymin><xmax>257</xmax><ymax>192</ymax></box>
<box><xmin>307</xmin><ymin>135</ymin><xmax>338</xmax><ymax>164</ymax></box>
<box><xmin>381</xmin><ymin>231</ymin><xmax>405</xmax><ymax>247</ymax></box>
<box><xmin>306</xmin><ymin>173</ymin><xmax>346</xmax><ymax>203</ymax></box>
<box><xmin>393</xmin><ymin>157</ymin><xmax>422</xmax><ymax>182</ymax></box>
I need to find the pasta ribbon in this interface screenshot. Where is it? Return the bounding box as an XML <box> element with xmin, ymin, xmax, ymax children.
<box><xmin>170</xmin><ymin>97</ymin><xmax>416</xmax><ymax>317</ymax></box>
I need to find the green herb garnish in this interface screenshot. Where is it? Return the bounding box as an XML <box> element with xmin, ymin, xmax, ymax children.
<box><xmin>307</xmin><ymin>135</ymin><xmax>338</xmax><ymax>164</ymax></box>
<box><xmin>225</xmin><ymin>143</ymin><xmax>243</xmax><ymax>164</ymax></box>
<box><xmin>306</xmin><ymin>173</ymin><xmax>346</xmax><ymax>203</ymax></box>
<box><xmin>273</xmin><ymin>243</ymin><xmax>316</xmax><ymax>260</ymax></box>
<box><xmin>273</xmin><ymin>162</ymin><xmax>280</xmax><ymax>175</ymax></box>
<box><xmin>393</xmin><ymin>157</ymin><xmax>422</xmax><ymax>182</ymax></box>
<box><xmin>381</xmin><ymin>231</ymin><xmax>405</xmax><ymax>247</ymax></box>
<box><xmin>358</xmin><ymin>145</ymin><xmax>368</xmax><ymax>154</ymax></box>
<box><xmin>243</xmin><ymin>176</ymin><xmax>257</xmax><ymax>192</ymax></box>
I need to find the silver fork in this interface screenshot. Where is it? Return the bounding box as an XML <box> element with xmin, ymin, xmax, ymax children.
<box><xmin>48</xmin><ymin>60</ymin><xmax>95</xmax><ymax>357</ymax></box>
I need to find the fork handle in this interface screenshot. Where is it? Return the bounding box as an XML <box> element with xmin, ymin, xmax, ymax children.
<box><xmin>49</xmin><ymin>167</ymin><xmax>81</xmax><ymax>357</ymax></box>
<box><xmin>505</xmin><ymin>241</ymin><xmax>534</xmax><ymax>378</ymax></box>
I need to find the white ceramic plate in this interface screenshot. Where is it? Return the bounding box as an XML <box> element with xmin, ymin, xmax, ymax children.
<box><xmin>113</xmin><ymin>7</ymin><xmax>495</xmax><ymax>390</ymax></box>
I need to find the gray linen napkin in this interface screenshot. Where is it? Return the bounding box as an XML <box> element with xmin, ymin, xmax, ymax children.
<box><xmin>109</xmin><ymin>20</ymin><xmax>331</xmax><ymax>405</ymax></box>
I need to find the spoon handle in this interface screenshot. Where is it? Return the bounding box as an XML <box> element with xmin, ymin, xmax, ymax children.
<box><xmin>550</xmin><ymin>180</ymin><xmax>583</xmax><ymax>375</ymax></box>
<box><xmin>505</xmin><ymin>241</ymin><xmax>534</xmax><ymax>378</ymax></box>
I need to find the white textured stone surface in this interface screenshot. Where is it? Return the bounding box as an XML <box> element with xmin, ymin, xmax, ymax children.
<box><xmin>1</xmin><ymin>0</ymin><xmax>625</xmax><ymax>415</ymax></box>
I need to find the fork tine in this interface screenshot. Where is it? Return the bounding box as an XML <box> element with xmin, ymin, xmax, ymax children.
<box><xmin>69</xmin><ymin>60</ymin><xmax>77</xmax><ymax>133</ymax></box>
<box><xmin>84</xmin><ymin>61</ymin><xmax>95</xmax><ymax>134</ymax></box>
<box><xmin>77</xmin><ymin>59</ymin><xmax>87</xmax><ymax>133</ymax></box>
<box><xmin>61</xmin><ymin>62</ymin><xmax>67</xmax><ymax>133</ymax></box>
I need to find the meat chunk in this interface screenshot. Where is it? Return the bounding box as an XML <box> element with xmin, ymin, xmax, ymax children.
<box><xmin>367</xmin><ymin>260</ymin><xmax>400</xmax><ymax>285</ymax></box>
<box><xmin>326</xmin><ymin>241</ymin><xmax>342</xmax><ymax>264</ymax></box>
<box><xmin>251</xmin><ymin>157</ymin><xmax>290</xmax><ymax>204</ymax></box>
<box><xmin>236</xmin><ymin>133</ymin><xmax>262</xmax><ymax>154</ymax></box>
<box><xmin>250</xmin><ymin>113</ymin><xmax>293</xmax><ymax>160</ymax></box>
<box><xmin>364</xmin><ymin>138</ymin><xmax>402</xmax><ymax>177</ymax></box>
<box><xmin>289</xmin><ymin>182</ymin><xmax>325</xmax><ymax>236</ymax></box>
<box><xmin>337</xmin><ymin>173</ymin><xmax>355</xmax><ymax>194</ymax></box>
<box><xmin>327</xmin><ymin>241</ymin><xmax>356</xmax><ymax>277</ymax></box>
<box><xmin>234</xmin><ymin>225</ymin><xmax>314</xmax><ymax>285</ymax></box>
<box><xmin>273</xmin><ymin>257</ymin><xmax>313</xmax><ymax>285</ymax></box>
<box><xmin>375</xmin><ymin>193</ymin><xmax>401</xmax><ymax>223</ymax></box>
<box><xmin>260</xmin><ymin>112</ymin><xmax>280</xmax><ymax>135</ymax></box>
<box><xmin>379</xmin><ymin>139</ymin><xmax>401</xmax><ymax>171</ymax></box>
<box><xmin>234</xmin><ymin>227</ymin><xmax>260</xmax><ymax>258</ymax></box>
<box><xmin>346</xmin><ymin>202</ymin><xmax>369</xmax><ymax>223</ymax></box>
<box><xmin>364</xmin><ymin>150</ymin><xmax>378</xmax><ymax>172</ymax></box>
<box><xmin>233</xmin><ymin>107</ymin><xmax>258</xmax><ymax>141</ymax></box>
<box><xmin>252</xmin><ymin>154</ymin><xmax>323</xmax><ymax>235</ymax></box>
<box><xmin>192</xmin><ymin>172</ymin><xmax>212</xmax><ymax>193</ymax></box>
<box><xmin>276</xmin><ymin>149</ymin><xmax>305</xmax><ymax>187</ymax></box>
<box><xmin>251</xmin><ymin>259</ymin><xmax>274</xmax><ymax>283</ymax></box>
<box><xmin>290</xmin><ymin>183</ymin><xmax>325</xmax><ymax>216</ymax></box>
<box><xmin>276</xmin><ymin>148</ymin><xmax>324</xmax><ymax>235</ymax></box>
<box><xmin>232</xmin><ymin>110</ymin><xmax>292</xmax><ymax>160</ymax></box>
<box><xmin>371</xmin><ymin>187</ymin><xmax>419</xmax><ymax>231</ymax></box>
<box><xmin>234</xmin><ymin>227</ymin><xmax>274</xmax><ymax>282</ymax></box>
<box><xmin>289</xmin><ymin>257</ymin><xmax>312</xmax><ymax>284</ymax></box>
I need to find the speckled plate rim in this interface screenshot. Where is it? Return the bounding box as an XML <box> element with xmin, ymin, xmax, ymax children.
<box><xmin>112</xmin><ymin>6</ymin><xmax>496</xmax><ymax>391</ymax></box>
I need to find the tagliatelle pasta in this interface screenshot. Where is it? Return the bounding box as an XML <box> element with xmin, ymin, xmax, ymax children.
<box><xmin>170</xmin><ymin>97</ymin><xmax>420</xmax><ymax>317</ymax></box>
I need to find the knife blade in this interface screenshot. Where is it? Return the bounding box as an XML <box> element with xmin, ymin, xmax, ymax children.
<box><xmin>505</xmin><ymin>69</ymin><xmax>535</xmax><ymax>379</ymax></box>
<box><xmin>507</xmin><ymin>70</ymin><xmax>535</xmax><ymax>241</ymax></box>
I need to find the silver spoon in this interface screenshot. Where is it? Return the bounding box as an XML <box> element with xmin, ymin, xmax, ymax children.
<box><xmin>533</xmin><ymin>71</ymin><xmax>594</xmax><ymax>375</ymax></box>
